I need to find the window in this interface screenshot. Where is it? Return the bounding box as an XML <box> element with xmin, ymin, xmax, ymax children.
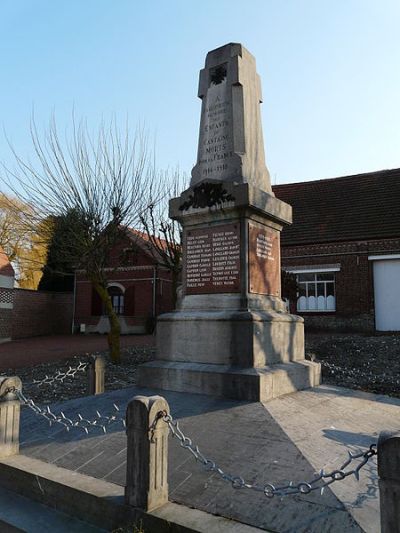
<box><xmin>107</xmin><ymin>286</ymin><xmax>124</xmax><ymax>315</ymax></box>
<box><xmin>297</xmin><ymin>272</ymin><xmax>336</xmax><ymax>312</ymax></box>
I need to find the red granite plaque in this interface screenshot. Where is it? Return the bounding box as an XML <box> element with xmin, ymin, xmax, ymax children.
<box><xmin>185</xmin><ymin>223</ymin><xmax>241</xmax><ymax>294</ymax></box>
<box><xmin>248</xmin><ymin>223</ymin><xmax>280</xmax><ymax>296</ymax></box>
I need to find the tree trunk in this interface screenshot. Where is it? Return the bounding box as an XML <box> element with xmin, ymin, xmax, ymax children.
<box><xmin>93</xmin><ymin>281</ymin><xmax>121</xmax><ymax>364</ymax></box>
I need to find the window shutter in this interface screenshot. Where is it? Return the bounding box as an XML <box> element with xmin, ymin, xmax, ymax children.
<box><xmin>125</xmin><ymin>286</ymin><xmax>135</xmax><ymax>316</ymax></box>
<box><xmin>91</xmin><ymin>287</ymin><xmax>103</xmax><ymax>316</ymax></box>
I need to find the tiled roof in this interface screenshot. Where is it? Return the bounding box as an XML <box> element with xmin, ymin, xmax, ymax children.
<box><xmin>272</xmin><ymin>168</ymin><xmax>400</xmax><ymax>246</ymax></box>
<box><xmin>0</xmin><ymin>246</ymin><xmax>14</xmax><ymax>277</ymax></box>
<box><xmin>126</xmin><ymin>228</ymin><xmax>169</xmax><ymax>252</ymax></box>
<box><xmin>125</xmin><ymin>228</ymin><xmax>170</xmax><ymax>264</ymax></box>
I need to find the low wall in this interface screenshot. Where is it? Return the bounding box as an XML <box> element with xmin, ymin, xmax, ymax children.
<box><xmin>76</xmin><ymin>315</ymin><xmax>149</xmax><ymax>335</ymax></box>
<box><xmin>12</xmin><ymin>290</ymin><xmax>73</xmax><ymax>339</ymax></box>
<box><xmin>0</xmin><ymin>288</ymin><xmax>13</xmax><ymax>342</ymax></box>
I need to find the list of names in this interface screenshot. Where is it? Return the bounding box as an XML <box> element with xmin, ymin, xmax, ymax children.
<box><xmin>185</xmin><ymin>224</ymin><xmax>240</xmax><ymax>294</ymax></box>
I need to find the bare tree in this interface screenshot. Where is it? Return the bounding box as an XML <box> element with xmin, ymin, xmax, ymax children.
<box><xmin>1</xmin><ymin>116</ymin><xmax>163</xmax><ymax>363</ymax></box>
<box><xmin>139</xmin><ymin>170</ymin><xmax>186</xmax><ymax>308</ymax></box>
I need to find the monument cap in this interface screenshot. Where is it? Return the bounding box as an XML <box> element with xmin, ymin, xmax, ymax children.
<box><xmin>204</xmin><ymin>43</ymin><xmax>255</xmax><ymax>68</ymax></box>
<box><xmin>191</xmin><ymin>42</ymin><xmax>272</xmax><ymax>193</ymax></box>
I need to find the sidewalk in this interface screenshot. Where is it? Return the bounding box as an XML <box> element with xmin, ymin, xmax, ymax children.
<box><xmin>0</xmin><ymin>334</ymin><xmax>155</xmax><ymax>370</ymax></box>
<box><xmin>18</xmin><ymin>383</ymin><xmax>398</xmax><ymax>532</ymax></box>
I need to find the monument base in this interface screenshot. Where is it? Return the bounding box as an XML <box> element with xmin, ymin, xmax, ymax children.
<box><xmin>137</xmin><ymin>308</ymin><xmax>321</xmax><ymax>401</ymax></box>
<box><xmin>137</xmin><ymin>360</ymin><xmax>321</xmax><ymax>402</ymax></box>
<box><xmin>154</xmin><ymin>309</ymin><xmax>306</xmax><ymax>367</ymax></box>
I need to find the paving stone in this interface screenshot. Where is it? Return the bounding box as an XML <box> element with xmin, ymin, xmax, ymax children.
<box><xmin>18</xmin><ymin>384</ymin><xmax>398</xmax><ymax>531</ymax></box>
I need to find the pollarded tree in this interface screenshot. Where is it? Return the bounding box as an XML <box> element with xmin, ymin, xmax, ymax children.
<box><xmin>139</xmin><ymin>170</ymin><xmax>186</xmax><ymax>309</ymax></box>
<box><xmin>1</xmin><ymin>116</ymin><xmax>163</xmax><ymax>363</ymax></box>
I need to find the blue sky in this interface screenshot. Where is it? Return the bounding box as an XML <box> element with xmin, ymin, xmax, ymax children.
<box><xmin>1</xmin><ymin>0</ymin><xmax>400</xmax><ymax>185</ymax></box>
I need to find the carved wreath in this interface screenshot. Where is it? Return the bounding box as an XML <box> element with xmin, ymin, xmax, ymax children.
<box><xmin>179</xmin><ymin>182</ymin><xmax>235</xmax><ymax>211</ymax></box>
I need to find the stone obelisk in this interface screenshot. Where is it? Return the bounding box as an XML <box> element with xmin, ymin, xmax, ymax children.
<box><xmin>138</xmin><ymin>43</ymin><xmax>320</xmax><ymax>401</ymax></box>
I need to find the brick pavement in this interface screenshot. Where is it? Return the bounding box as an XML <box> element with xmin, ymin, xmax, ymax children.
<box><xmin>0</xmin><ymin>334</ymin><xmax>154</xmax><ymax>370</ymax></box>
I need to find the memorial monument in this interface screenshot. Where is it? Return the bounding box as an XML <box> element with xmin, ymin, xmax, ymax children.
<box><xmin>138</xmin><ymin>43</ymin><xmax>321</xmax><ymax>401</ymax></box>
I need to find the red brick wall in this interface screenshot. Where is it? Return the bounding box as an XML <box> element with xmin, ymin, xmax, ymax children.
<box><xmin>74</xmin><ymin>243</ymin><xmax>175</xmax><ymax>332</ymax></box>
<box><xmin>0</xmin><ymin>309</ymin><xmax>12</xmax><ymax>340</ymax></box>
<box><xmin>281</xmin><ymin>237</ymin><xmax>400</xmax><ymax>331</ymax></box>
<box><xmin>75</xmin><ymin>271</ymin><xmax>174</xmax><ymax>323</ymax></box>
<box><xmin>0</xmin><ymin>288</ymin><xmax>14</xmax><ymax>340</ymax></box>
<box><xmin>12</xmin><ymin>289</ymin><xmax>73</xmax><ymax>339</ymax></box>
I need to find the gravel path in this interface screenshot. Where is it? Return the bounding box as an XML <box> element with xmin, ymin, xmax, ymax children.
<box><xmin>306</xmin><ymin>332</ymin><xmax>400</xmax><ymax>398</ymax></box>
<box><xmin>2</xmin><ymin>333</ymin><xmax>399</xmax><ymax>405</ymax></box>
<box><xmin>1</xmin><ymin>345</ymin><xmax>156</xmax><ymax>405</ymax></box>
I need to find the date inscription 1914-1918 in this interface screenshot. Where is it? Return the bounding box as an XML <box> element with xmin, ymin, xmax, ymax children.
<box><xmin>179</xmin><ymin>182</ymin><xmax>235</xmax><ymax>211</ymax></box>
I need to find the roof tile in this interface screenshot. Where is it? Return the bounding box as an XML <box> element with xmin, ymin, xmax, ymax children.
<box><xmin>272</xmin><ymin>168</ymin><xmax>400</xmax><ymax>245</ymax></box>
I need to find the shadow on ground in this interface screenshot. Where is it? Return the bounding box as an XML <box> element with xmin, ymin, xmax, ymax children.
<box><xmin>20</xmin><ymin>386</ymin><xmax>365</xmax><ymax>533</ymax></box>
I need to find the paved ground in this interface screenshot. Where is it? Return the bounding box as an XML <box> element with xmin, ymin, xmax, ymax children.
<box><xmin>19</xmin><ymin>384</ymin><xmax>398</xmax><ymax>533</ymax></box>
<box><xmin>0</xmin><ymin>334</ymin><xmax>154</xmax><ymax>370</ymax></box>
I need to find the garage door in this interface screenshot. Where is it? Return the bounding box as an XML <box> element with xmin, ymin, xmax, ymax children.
<box><xmin>373</xmin><ymin>259</ymin><xmax>400</xmax><ymax>331</ymax></box>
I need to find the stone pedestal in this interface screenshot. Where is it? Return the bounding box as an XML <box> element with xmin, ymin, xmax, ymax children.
<box><xmin>87</xmin><ymin>355</ymin><xmax>105</xmax><ymax>395</ymax></box>
<box><xmin>138</xmin><ymin>43</ymin><xmax>320</xmax><ymax>401</ymax></box>
<box><xmin>125</xmin><ymin>395</ymin><xmax>169</xmax><ymax>512</ymax></box>
<box><xmin>139</xmin><ymin>183</ymin><xmax>321</xmax><ymax>401</ymax></box>
<box><xmin>0</xmin><ymin>377</ymin><xmax>22</xmax><ymax>458</ymax></box>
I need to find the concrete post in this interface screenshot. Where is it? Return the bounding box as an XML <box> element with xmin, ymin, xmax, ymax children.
<box><xmin>0</xmin><ymin>376</ymin><xmax>22</xmax><ymax>458</ymax></box>
<box><xmin>125</xmin><ymin>395</ymin><xmax>170</xmax><ymax>512</ymax></box>
<box><xmin>378</xmin><ymin>431</ymin><xmax>400</xmax><ymax>533</ymax></box>
<box><xmin>87</xmin><ymin>355</ymin><xmax>105</xmax><ymax>395</ymax></box>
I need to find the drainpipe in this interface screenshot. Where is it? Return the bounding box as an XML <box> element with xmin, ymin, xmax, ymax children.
<box><xmin>152</xmin><ymin>266</ymin><xmax>157</xmax><ymax>318</ymax></box>
<box><xmin>71</xmin><ymin>270</ymin><xmax>76</xmax><ymax>334</ymax></box>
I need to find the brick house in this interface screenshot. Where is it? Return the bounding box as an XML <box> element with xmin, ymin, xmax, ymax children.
<box><xmin>0</xmin><ymin>246</ymin><xmax>14</xmax><ymax>343</ymax></box>
<box><xmin>73</xmin><ymin>229</ymin><xmax>175</xmax><ymax>334</ymax></box>
<box><xmin>273</xmin><ymin>168</ymin><xmax>400</xmax><ymax>333</ymax></box>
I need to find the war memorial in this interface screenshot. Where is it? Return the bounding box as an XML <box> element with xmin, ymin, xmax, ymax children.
<box><xmin>0</xmin><ymin>43</ymin><xmax>399</xmax><ymax>533</ymax></box>
<box><xmin>138</xmin><ymin>42</ymin><xmax>321</xmax><ymax>400</ymax></box>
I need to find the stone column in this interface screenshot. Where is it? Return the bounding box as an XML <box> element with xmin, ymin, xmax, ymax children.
<box><xmin>0</xmin><ymin>376</ymin><xmax>22</xmax><ymax>458</ymax></box>
<box><xmin>378</xmin><ymin>431</ymin><xmax>400</xmax><ymax>533</ymax></box>
<box><xmin>125</xmin><ymin>395</ymin><xmax>169</xmax><ymax>512</ymax></box>
<box><xmin>87</xmin><ymin>355</ymin><xmax>105</xmax><ymax>395</ymax></box>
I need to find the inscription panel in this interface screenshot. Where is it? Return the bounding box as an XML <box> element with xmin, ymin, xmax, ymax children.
<box><xmin>196</xmin><ymin>80</ymin><xmax>235</xmax><ymax>181</ymax></box>
<box><xmin>248</xmin><ymin>223</ymin><xmax>280</xmax><ymax>296</ymax></box>
<box><xmin>185</xmin><ymin>224</ymin><xmax>240</xmax><ymax>294</ymax></box>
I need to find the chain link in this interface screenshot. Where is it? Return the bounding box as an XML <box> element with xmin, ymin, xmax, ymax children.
<box><xmin>159</xmin><ymin>412</ymin><xmax>377</xmax><ymax>498</ymax></box>
<box><xmin>28</xmin><ymin>361</ymin><xmax>90</xmax><ymax>388</ymax></box>
<box><xmin>15</xmin><ymin>389</ymin><xmax>125</xmax><ymax>434</ymax></box>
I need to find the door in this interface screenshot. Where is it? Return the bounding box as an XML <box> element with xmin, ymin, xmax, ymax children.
<box><xmin>373</xmin><ymin>259</ymin><xmax>400</xmax><ymax>331</ymax></box>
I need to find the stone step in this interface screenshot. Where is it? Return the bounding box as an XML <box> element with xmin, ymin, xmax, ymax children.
<box><xmin>0</xmin><ymin>455</ymin><xmax>265</xmax><ymax>533</ymax></box>
<box><xmin>0</xmin><ymin>485</ymin><xmax>106</xmax><ymax>532</ymax></box>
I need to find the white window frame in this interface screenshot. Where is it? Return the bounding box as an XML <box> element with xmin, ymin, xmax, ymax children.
<box><xmin>285</xmin><ymin>266</ymin><xmax>339</xmax><ymax>313</ymax></box>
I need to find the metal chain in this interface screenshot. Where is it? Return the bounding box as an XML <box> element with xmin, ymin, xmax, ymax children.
<box><xmin>148</xmin><ymin>410</ymin><xmax>165</xmax><ymax>442</ymax></box>
<box><xmin>28</xmin><ymin>361</ymin><xmax>90</xmax><ymax>388</ymax></box>
<box><xmin>158</xmin><ymin>412</ymin><xmax>377</xmax><ymax>498</ymax></box>
<box><xmin>15</xmin><ymin>389</ymin><xmax>126</xmax><ymax>434</ymax></box>
<box><xmin>320</xmin><ymin>360</ymin><xmax>400</xmax><ymax>385</ymax></box>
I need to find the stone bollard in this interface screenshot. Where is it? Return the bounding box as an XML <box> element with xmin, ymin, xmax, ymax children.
<box><xmin>378</xmin><ymin>431</ymin><xmax>400</xmax><ymax>533</ymax></box>
<box><xmin>87</xmin><ymin>355</ymin><xmax>105</xmax><ymax>395</ymax></box>
<box><xmin>0</xmin><ymin>376</ymin><xmax>22</xmax><ymax>458</ymax></box>
<box><xmin>125</xmin><ymin>395</ymin><xmax>170</xmax><ymax>512</ymax></box>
